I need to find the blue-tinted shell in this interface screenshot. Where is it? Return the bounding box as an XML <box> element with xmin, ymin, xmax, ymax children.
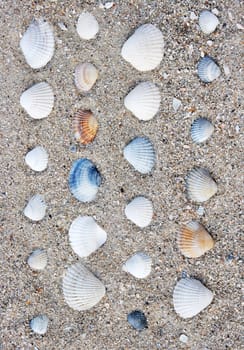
<box><xmin>127</xmin><ymin>310</ymin><xmax>148</xmax><ymax>330</ymax></box>
<box><xmin>191</xmin><ymin>118</ymin><xmax>214</xmax><ymax>143</ymax></box>
<box><xmin>197</xmin><ymin>56</ymin><xmax>221</xmax><ymax>83</ymax></box>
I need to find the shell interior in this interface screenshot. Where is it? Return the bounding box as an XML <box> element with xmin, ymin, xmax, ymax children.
<box><xmin>74</xmin><ymin>63</ymin><xmax>98</xmax><ymax>92</ymax></box>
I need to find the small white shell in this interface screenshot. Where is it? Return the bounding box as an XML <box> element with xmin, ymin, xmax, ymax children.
<box><xmin>74</xmin><ymin>63</ymin><xmax>98</xmax><ymax>92</ymax></box>
<box><xmin>20</xmin><ymin>82</ymin><xmax>54</xmax><ymax>120</ymax></box>
<box><xmin>172</xmin><ymin>98</ymin><xmax>181</xmax><ymax>112</ymax></box>
<box><xmin>125</xmin><ymin>196</ymin><xmax>153</xmax><ymax>228</ymax></box>
<box><xmin>30</xmin><ymin>315</ymin><xmax>49</xmax><ymax>335</ymax></box>
<box><xmin>27</xmin><ymin>249</ymin><xmax>48</xmax><ymax>271</ymax></box>
<box><xmin>122</xmin><ymin>252</ymin><xmax>152</xmax><ymax>279</ymax></box>
<box><xmin>173</xmin><ymin>278</ymin><xmax>213</xmax><ymax>318</ymax></box>
<box><xmin>186</xmin><ymin>168</ymin><xmax>217</xmax><ymax>202</ymax></box>
<box><xmin>124</xmin><ymin>82</ymin><xmax>161</xmax><ymax>121</ymax></box>
<box><xmin>199</xmin><ymin>10</ymin><xmax>219</xmax><ymax>35</ymax></box>
<box><xmin>77</xmin><ymin>12</ymin><xmax>99</xmax><ymax>40</ymax></box>
<box><xmin>62</xmin><ymin>262</ymin><xmax>105</xmax><ymax>311</ymax></box>
<box><xmin>20</xmin><ymin>19</ymin><xmax>54</xmax><ymax>69</ymax></box>
<box><xmin>121</xmin><ymin>24</ymin><xmax>164</xmax><ymax>71</ymax></box>
<box><xmin>69</xmin><ymin>216</ymin><xmax>107</xmax><ymax>258</ymax></box>
<box><xmin>25</xmin><ymin>146</ymin><xmax>48</xmax><ymax>171</ymax></box>
<box><xmin>191</xmin><ymin>118</ymin><xmax>214</xmax><ymax>143</ymax></box>
<box><xmin>24</xmin><ymin>194</ymin><xmax>47</xmax><ymax>221</ymax></box>
<box><xmin>197</xmin><ymin>56</ymin><xmax>221</xmax><ymax>83</ymax></box>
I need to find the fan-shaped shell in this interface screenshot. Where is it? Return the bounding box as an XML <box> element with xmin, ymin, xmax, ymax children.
<box><xmin>199</xmin><ymin>10</ymin><xmax>219</xmax><ymax>35</ymax></box>
<box><xmin>191</xmin><ymin>118</ymin><xmax>214</xmax><ymax>143</ymax></box>
<box><xmin>27</xmin><ymin>249</ymin><xmax>48</xmax><ymax>270</ymax></box>
<box><xmin>197</xmin><ymin>56</ymin><xmax>221</xmax><ymax>83</ymax></box>
<box><xmin>122</xmin><ymin>252</ymin><xmax>152</xmax><ymax>279</ymax></box>
<box><xmin>20</xmin><ymin>82</ymin><xmax>54</xmax><ymax>120</ymax></box>
<box><xmin>20</xmin><ymin>19</ymin><xmax>54</xmax><ymax>69</ymax></box>
<box><xmin>77</xmin><ymin>12</ymin><xmax>99</xmax><ymax>40</ymax></box>
<box><xmin>124</xmin><ymin>82</ymin><xmax>161</xmax><ymax>121</ymax></box>
<box><xmin>69</xmin><ymin>158</ymin><xmax>101</xmax><ymax>202</ymax></box>
<box><xmin>186</xmin><ymin>168</ymin><xmax>217</xmax><ymax>202</ymax></box>
<box><xmin>25</xmin><ymin>146</ymin><xmax>48</xmax><ymax>171</ymax></box>
<box><xmin>123</xmin><ymin>137</ymin><xmax>155</xmax><ymax>174</ymax></box>
<box><xmin>30</xmin><ymin>315</ymin><xmax>49</xmax><ymax>335</ymax></box>
<box><xmin>62</xmin><ymin>262</ymin><xmax>105</xmax><ymax>311</ymax></box>
<box><xmin>125</xmin><ymin>196</ymin><xmax>153</xmax><ymax>228</ymax></box>
<box><xmin>127</xmin><ymin>310</ymin><xmax>148</xmax><ymax>330</ymax></box>
<box><xmin>73</xmin><ymin>110</ymin><xmax>98</xmax><ymax>145</ymax></box>
<box><xmin>24</xmin><ymin>194</ymin><xmax>47</xmax><ymax>221</ymax></box>
<box><xmin>121</xmin><ymin>24</ymin><xmax>164</xmax><ymax>71</ymax></box>
<box><xmin>173</xmin><ymin>278</ymin><xmax>213</xmax><ymax>318</ymax></box>
<box><xmin>74</xmin><ymin>63</ymin><xmax>98</xmax><ymax>92</ymax></box>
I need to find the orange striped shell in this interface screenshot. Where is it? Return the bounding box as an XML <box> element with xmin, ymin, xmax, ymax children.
<box><xmin>73</xmin><ymin>110</ymin><xmax>98</xmax><ymax>145</ymax></box>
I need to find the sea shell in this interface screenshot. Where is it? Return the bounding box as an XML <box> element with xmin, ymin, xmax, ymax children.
<box><xmin>25</xmin><ymin>146</ymin><xmax>48</xmax><ymax>172</ymax></box>
<box><xmin>20</xmin><ymin>19</ymin><xmax>54</xmax><ymax>69</ymax></box>
<box><xmin>123</xmin><ymin>137</ymin><xmax>155</xmax><ymax>174</ymax></box>
<box><xmin>186</xmin><ymin>168</ymin><xmax>217</xmax><ymax>202</ymax></box>
<box><xmin>24</xmin><ymin>194</ymin><xmax>47</xmax><ymax>221</ymax></box>
<box><xmin>73</xmin><ymin>110</ymin><xmax>98</xmax><ymax>145</ymax></box>
<box><xmin>127</xmin><ymin>310</ymin><xmax>148</xmax><ymax>330</ymax></box>
<box><xmin>197</xmin><ymin>56</ymin><xmax>221</xmax><ymax>83</ymax></box>
<box><xmin>30</xmin><ymin>315</ymin><xmax>49</xmax><ymax>335</ymax></box>
<box><xmin>125</xmin><ymin>196</ymin><xmax>153</xmax><ymax>228</ymax></box>
<box><xmin>177</xmin><ymin>221</ymin><xmax>214</xmax><ymax>258</ymax></box>
<box><xmin>62</xmin><ymin>262</ymin><xmax>105</xmax><ymax>311</ymax></box>
<box><xmin>124</xmin><ymin>82</ymin><xmax>161</xmax><ymax>121</ymax></box>
<box><xmin>199</xmin><ymin>10</ymin><xmax>219</xmax><ymax>35</ymax></box>
<box><xmin>69</xmin><ymin>216</ymin><xmax>107</xmax><ymax>258</ymax></box>
<box><xmin>77</xmin><ymin>12</ymin><xmax>99</xmax><ymax>40</ymax></box>
<box><xmin>173</xmin><ymin>278</ymin><xmax>214</xmax><ymax>318</ymax></box>
<box><xmin>191</xmin><ymin>118</ymin><xmax>214</xmax><ymax>143</ymax></box>
<box><xmin>20</xmin><ymin>82</ymin><xmax>54</xmax><ymax>120</ymax></box>
<box><xmin>27</xmin><ymin>249</ymin><xmax>48</xmax><ymax>270</ymax></box>
<box><xmin>122</xmin><ymin>252</ymin><xmax>152</xmax><ymax>279</ymax></box>
<box><xmin>121</xmin><ymin>24</ymin><xmax>164</xmax><ymax>71</ymax></box>
<box><xmin>68</xmin><ymin>158</ymin><xmax>101</xmax><ymax>202</ymax></box>
<box><xmin>74</xmin><ymin>63</ymin><xmax>98</xmax><ymax>92</ymax></box>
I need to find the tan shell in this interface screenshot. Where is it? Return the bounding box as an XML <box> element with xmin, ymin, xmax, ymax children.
<box><xmin>74</xmin><ymin>63</ymin><xmax>98</xmax><ymax>92</ymax></box>
<box><xmin>73</xmin><ymin>110</ymin><xmax>98</xmax><ymax>145</ymax></box>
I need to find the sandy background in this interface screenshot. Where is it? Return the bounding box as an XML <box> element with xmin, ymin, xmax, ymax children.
<box><xmin>0</xmin><ymin>0</ymin><xmax>243</xmax><ymax>349</ymax></box>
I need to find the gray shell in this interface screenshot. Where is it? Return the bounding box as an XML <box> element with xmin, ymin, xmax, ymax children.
<box><xmin>197</xmin><ymin>56</ymin><xmax>221</xmax><ymax>83</ymax></box>
<box><xmin>191</xmin><ymin>118</ymin><xmax>214</xmax><ymax>143</ymax></box>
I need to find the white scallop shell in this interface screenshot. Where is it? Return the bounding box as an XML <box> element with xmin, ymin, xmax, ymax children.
<box><xmin>121</xmin><ymin>24</ymin><xmax>164</xmax><ymax>71</ymax></box>
<box><xmin>20</xmin><ymin>19</ymin><xmax>54</xmax><ymax>69</ymax></box>
<box><xmin>30</xmin><ymin>315</ymin><xmax>49</xmax><ymax>335</ymax></box>
<box><xmin>173</xmin><ymin>278</ymin><xmax>213</xmax><ymax>318</ymax></box>
<box><xmin>20</xmin><ymin>82</ymin><xmax>54</xmax><ymax>120</ymax></box>
<box><xmin>124</xmin><ymin>82</ymin><xmax>161</xmax><ymax>121</ymax></box>
<box><xmin>24</xmin><ymin>194</ymin><xmax>47</xmax><ymax>221</ymax></box>
<box><xmin>199</xmin><ymin>10</ymin><xmax>219</xmax><ymax>35</ymax></box>
<box><xmin>25</xmin><ymin>146</ymin><xmax>48</xmax><ymax>171</ymax></box>
<box><xmin>74</xmin><ymin>63</ymin><xmax>98</xmax><ymax>92</ymax></box>
<box><xmin>69</xmin><ymin>216</ymin><xmax>107</xmax><ymax>258</ymax></box>
<box><xmin>62</xmin><ymin>262</ymin><xmax>105</xmax><ymax>311</ymax></box>
<box><xmin>186</xmin><ymin>168</ymin><xmax>217</xmax><ymax>202</ymax></box>
<box><xmin>197</xmin><ymin>56</ymin><xmax>221</xmax><ymax>83</ymax></box>
<box><xmin>125</xmin><ymin>196</ymin><xmax>153</xmax><ymax>228</ymax></box>
<box><xmin>27</xmin><ymin>249</ymin><xmax>48</xmax><ymax>270</ymax></box>
<box><xmin>122</xmin><ymin>252</ymin><xmax>152</xmax><ymax>279</ymax></box>
<box><xmin>123</xmin><ymin>137</ymin><xmax>155</xmax><ymax>174</ymax></box>
<box><xmin>77</xmin><ymin>12</ymin><xmax>99</xmax><ymax>40</ymax></box>
<box><xmin>191</xmin><ymin>118</ymin><xmax>214</xmax><ymax>143</ymax></box>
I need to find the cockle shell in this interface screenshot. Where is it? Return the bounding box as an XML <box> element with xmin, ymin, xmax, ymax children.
<box><xmin>73</xmin><ymin>110</ymin><xmax>98</xmax><ymax>145</ymax></box>
<box><xmin>20</xmin><ymin>82</ymin><xmax>54</xmax><ymax>120</ymax></box>
<box><xmin>30</xmin><ymin>315</ymin><xmax>49</xmax><ymax>335</ymax></box>
<box><xmin>122</xmin><ymin>252</ymin><xmax>152</xmax><ymax>279</ymax></box>
<box><xmin>69</xmin><ymin>216</ymin><xmax>107</xmax><ymax>258</ymax></box>
<box><xmin>127</xmin><ymin>310</ymin><xmax>148</xmax><ymax>330</ymax></box>
<box><xmin>27</xmin><ymin>249</ymin><xmax>48</xmax><ymax>270</ymax></box>
<box><xmin>173</xmin><ymin>278</ymin><xmax>214</xmax><ymax>318</ymax></box>
<box><xmin>186</xmin><ymin>168</ymin><xmax>217</xmax><ymax>202</ymax></box>
<box><xmin>69</xmin><ymin>158</ymin><xmax>101</xmax><ymax>202</ymax></box>
<box><xmin>20</xmin><ymin>19</ymin><xmax>54</xmax><ymax>69</ymax></box>
<box><xmin>62</xmin><ymin>262</ymin><xmax>105</xmax><ymax>311</ymax></box>
<box><xmin>177</xmin><ymin>221</ymin><xmax>214</xmax><ymax>258</ymax></box>
<box><xmin>74</xmin><ymin>63</ymin><xmax>98</xmax><ymax>92</ymax></box>
<box><xmin>121</xmin><ymin>24</ymin><xmax>164</xmax><ymax>71</ymax></box>
<box><xmin>125</xmin><ymin>196</ymin><xmax>153</xmax><ymax>228</ymax></box>
<box><xmin>197</xmin><ymin>56</ymin><xmax>221</xmax><ymax>83</ymax></box>
<box><xmin>124</xmin><ymin>82</ymin><xmax>161</xmax><ymax>121</ymax></box>
<box><xmin>24</xmin><ymin>194</ymin><xmax>47</xmax><ymax>221</ymax></box>
<box><xmin>25</xmin><ymin>146</ymin><xmax>48</xmax><ymax>171</ymax></box>
<box><xmin>191</xmin><ymin>118</ymin><xmax>214</xmax><ymax>143</ymax></box>
<box><xmin>77</xmin><ymin>12</ymin><xmax>99</xmax><ymax>40</ymax></box>
<box><xmin>199</xmin><ymin>10</ymin><xmax>219</xmax><ymax>35</ymax></box>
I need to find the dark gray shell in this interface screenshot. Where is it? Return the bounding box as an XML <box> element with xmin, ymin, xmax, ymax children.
<box><xmin>127</xmin><ymin>310</ymin><xmax>148</xmax><ymax>330</ymax></box>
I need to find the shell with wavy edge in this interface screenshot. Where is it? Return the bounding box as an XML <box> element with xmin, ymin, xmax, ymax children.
<box><xmin>197</xmin><ymin>56</ymin><xmax>221</xmax><ymax>83</ymax></box>
<box><xmin>24</xmin><ymin>194</ymin><xmax>47</xmax><ymax>221</ymax></box>
<box><xmin>73</xmin><ymin>110</ymin><xmax>98</xmax><ymax>145</ymax></box>
<box><xmin>186</xmin><ymin>168</ymin><xmax>217</xmax><ymax>202</ymax></box>
<box><xmin>199</xmin><ymin>10</ymin><xmax>219</xmax><ymax>35</ymax></box>
<box><xmin>191</xmin><ymin>118</ymin><xmax>214</xmax><ymax>143</ymax></box>
<box><xmin>125</xmin><ymin>196</ymin><xmax>153</xmax><ymax>228</ymax></box>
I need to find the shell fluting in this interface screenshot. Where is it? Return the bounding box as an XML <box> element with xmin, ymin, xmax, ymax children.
<box><xmin>122</xmin><ymin>252</ymin><xmax>152</xmax><ymax>279</ymax></box>
<box><xmin>197</xmin><ymin>56</ymin><xmax>221</xmax><ymax>83</ymax></box>
<box><xmin>191</xmin><ymin>118</ymin><xmax>214</xmax><ymax>143</ymax></box>
<box><xmin>25</xmin><ymin>146</ymin><xmax>48</xmax><ymax>171</ymax></box>
<box><xmin>27</xmin><ymin>249</ymin><xmax>48</xmax><ymax>270</ymax></box>
<box><xmin>186</xmin><ymin>168</ymin><xmax>217</xmax><ymax>202</ymax></box>
<box><xmin>125</xmin><ymin>196</ymin><xmax>153</xmax><ymax>228</ymax></box>
<box><xmin>73</xmin><ymin>110</ymin><xmax>98</xmax><ymax>145</ymax></box>
<box><xmin>30</xmin><ymin>315</ymin><xmax>49</xmax><ymax>335</ymax></box>
<box><xmin>23</xmin><ymin>194</ymin><xmax>47</xmax><ymax>221</ymax></box>
<box><xmin>74</xmin><ymin>63</ymin><xmax>98</xmax><ymax>92</ymax></box>
<box><xmin>199</xmin><ymin>10</ymin><xmax>219</xmax><ymax>35</ymax></box>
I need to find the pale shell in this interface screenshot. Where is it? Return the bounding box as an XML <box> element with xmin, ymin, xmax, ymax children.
<box><xmin>122</xmin><ymin>252</ymin><xmax>152</xmax><ymax>279</ymax></box>
<box><xmin>24</xmin><ymin>194</ymin><xmax>47</xmax><ymax>221</ymax></box>
<box><xmin>125</xmin><ymin>196</ymin><xmax>153</xmax><ymax>228</ymax></box>
<box><xmin>30</xmin><ymin>315</ymin><xmax>49</xmax><ymax>335</ymax></box>
<box><xmin>197</xmin><ymin>56</ymin><xmax>221</xmax><ymax>83</ymax></box>
<box><xmin>199</xmin><ymin>10</ymin><xmax>219</xmax><ymax>35</ymax></box>
<box><xmin>186</xmin><ymin>168</ymin><xmax>217</xmax><ymax>202</ymax></box>
<box><xmin>25</xmin><ymin>146</ymin><xmax>48</xmax><ymax>172</ymax></box>
<box><xmin>74</xmin><ymin>63</ymin><xmax>98</xmax><ymax>92</ymax></box>
<box><xmin>77</xmin><ymin>12</ymin><xmax>99</xmax><ymax>40</ymax></box>
<box><xmin>191</xmin><ymin>118</ymin><xmax>214</xmax><ymax>143</ymax></box>
<box><xmin>27</xmin><ymin>249</ymin><xmax>48</xmax><ymax>270</ymax></box>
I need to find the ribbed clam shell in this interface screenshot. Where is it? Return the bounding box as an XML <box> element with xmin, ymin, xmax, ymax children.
<box><xmin>20</xmin><ymin>19</ymin><xmax>54</xmax><ymax>69</ymax></box>
<box><xmin>27</xmin><ymin>249</ymin><xmax>48</xmax><ymax>270</ymax></box>
<box><xmin>122</xmin><ymin>252</ymin><xmax>152</xmax><ymax>279</ymax></box>
<box><xmin>191</xmin><ymin>118</ymin><xmax>214</xmax><ymax>143</ymax></box>
<box><xmin>173</xmin><ymin>278</ymin><xmax>213</xmax><ymax>318</ymax></box>
<box><xmin>62</xmin><ymin>262</ymin><xmax>105</xmax><ymax>311</ymax></box>
<box><xmin>74</xmin><ymin>63</ymin><xmax>98</xmax><ymax>92</ymax></box>
<box><xmin>186</xmin><ymin>168</ymin><xmax>217</xmax><ymax>202</ymax></box>
<box><xmin>199</xmin><ymin>10</ymin><xmax>219</xmax><ymax>35</ymax></box>
<box><xmin>121</xmin><ymin>24</ymin><xmax>164</xmax><ymax>71</ymax></box>
<box><xmin>125</xmin><ymin>196</ymin><xmax>153</xmax><ymax>228</ymax></box>
<box><xmin>123</xmin><ymin>137</ymin><xmax>155</xmax><ymax>174</ymax></box>
<box><xmin>127</xmin><ymin>310</ymin><xmax>148</xmax><ymax>330</ymax></box>
<box><xmin>197</xmin><ymin>56</ymin><xmax>221</xmax><ymax>83</ymax></box>
<box><xmin>177</xmin><ymin>221</ymin><xmax>214</xmax><ymax>258</ymax></box>
<box><xmin>20</xmin><ymin>82</ymin><xmax>54</xmax><ymax>119</ymax></box>
<box><xmin>25</xmin><ymin>146</ymin><xmax>48</xmax><ymax>171</ymax></box>
<box><xmin>24</xmin><ymin>194</ymin><xmax>47</xmax><ymax>221</ymax></box>
<box><xmin>73</xmin><ymin>110</ymin><xmax>98</xmax><ymax>145</ymax></box>
<box><xmin>30</xmin><ymin>315</ymin><xmax>49</xmax><ymax>335</ymax></box>
<box><xmin>69</xmin><ymin>158</ymin><xmax>101</xmax><ymax>202</ymax></box>
<box><xmin>69</xmin><ymin>216</ymin><xmax>107</xmax><ymax>258</ymax></box>
<box><xmin>77</xmin><ymin>12</ymin><xmax>99</xmax><ymax>40</ymax></box>
<box><xmin>124</xmin><ymin>82</ymin><xmax>161</xmax><ymax>121</ymax></box>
